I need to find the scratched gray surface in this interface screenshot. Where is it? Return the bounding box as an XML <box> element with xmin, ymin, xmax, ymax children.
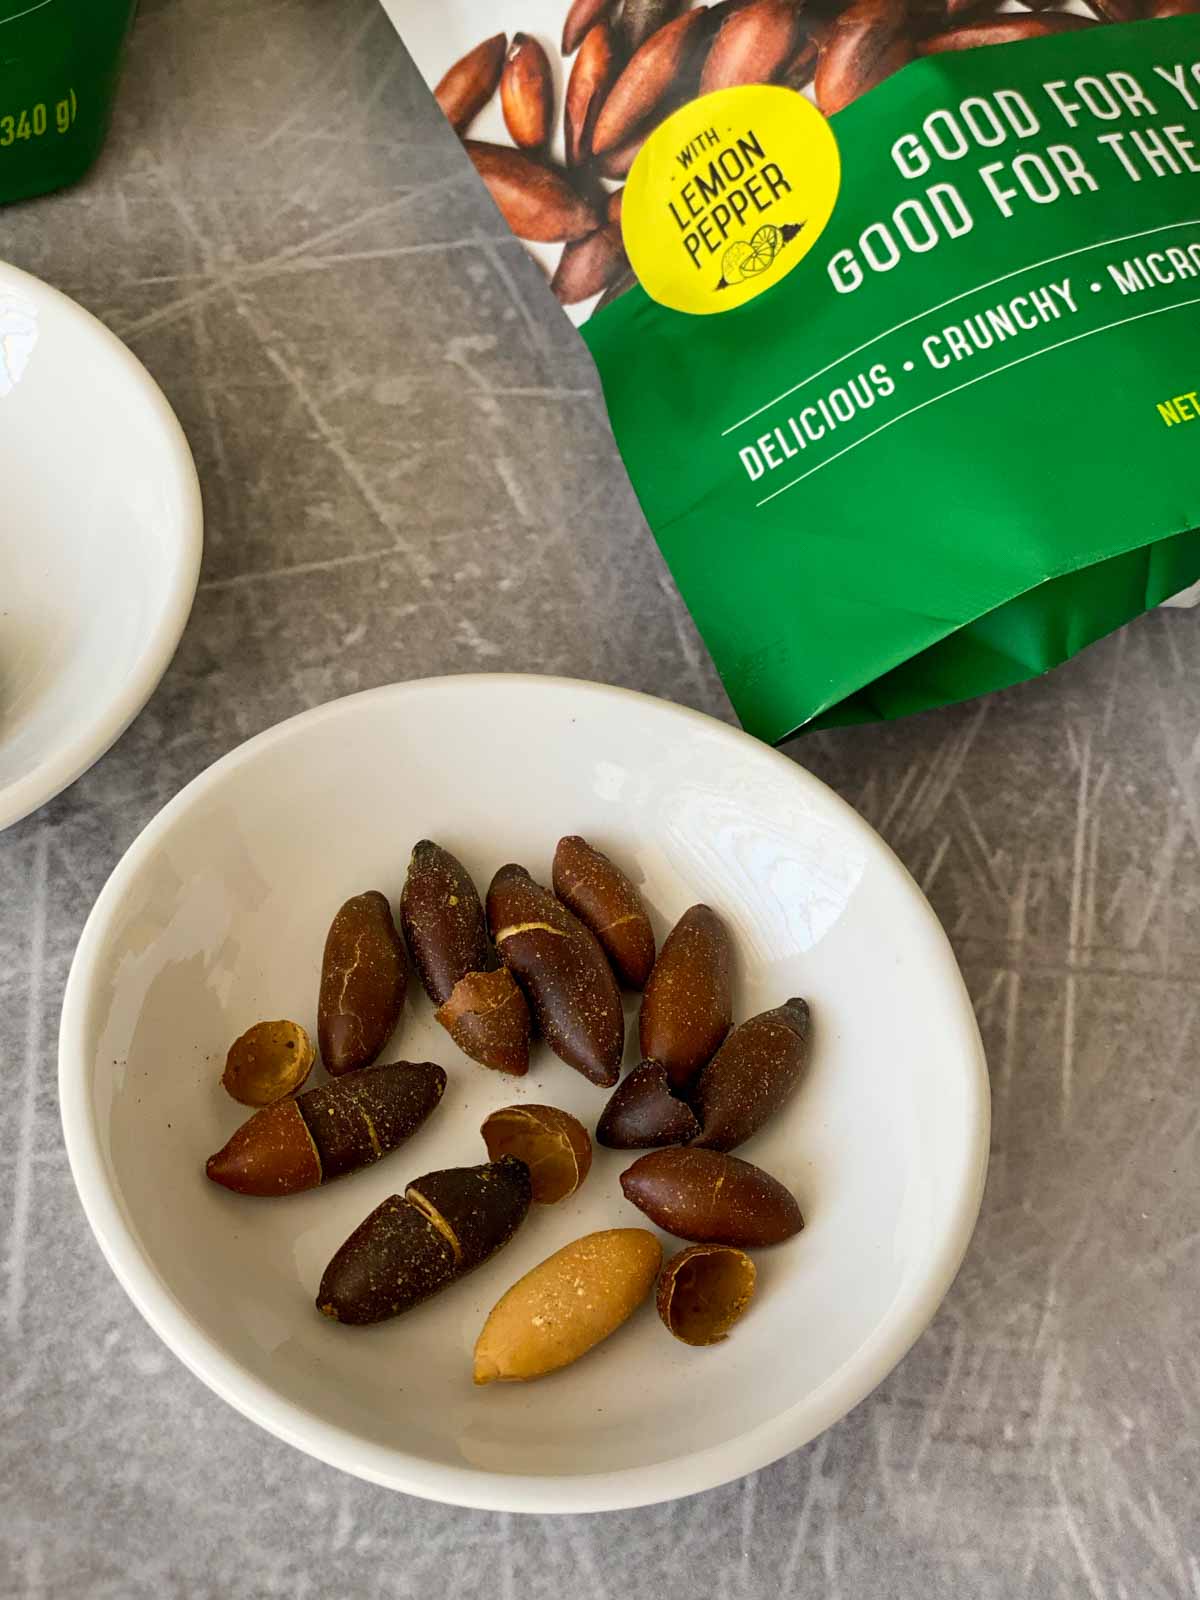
<box><xmin>2</xmin><ymin>0</ymin><xmax>1198</xmax><ymax>1594</ymax></box>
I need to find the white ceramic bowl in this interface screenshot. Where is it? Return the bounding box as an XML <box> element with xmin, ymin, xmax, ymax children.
<box><xmin>59</xmin><ymin>676</ymin><xmax>988</xmax><ymax>1513</ymax></box>
<box><xmin>0</xmin><ymin>260</ymin><xmax>202</xmax><ymax>831</ymax></box>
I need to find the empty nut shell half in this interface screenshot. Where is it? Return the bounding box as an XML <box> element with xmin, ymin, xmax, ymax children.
<box><xmin>436</xmin><ymin>967</ymin><xmax>531</xmax><ymax>1075</ymax></box>
<box><xmin>657</xmin><ymin>1244</ymin><xmax>756</xmax><ymax>1345</ymax></box>
<box><xmin>596</xmin><ymin>1060</ymin><xmax>700</xmax><ymax>1149</ymax></box>
<box><xmin>639</xmin><ymin>905</ymin><xmax>733</xmax><ymax>1091</ymax></box>
<box><xmin>221</xmin><ymin>1019</ymin><xmax>314</xmax><ymax>1106</ymax></box>
<box><xmin>474</xmin><ymin>1228</ymin><xmax>662</xmax><ymax>1383</ymax></box>
<box><xmin>481</xmin><ymin>1104</ymin><xmax>592</xmax><ymax>1203</ymax></box>
<box><xmin>552</xmin><ymin>835</ymin><xmax>656</xmax><ymax>988</ymax></box>
<box><xmin>318</xmin><ymin>890</ymin><xmax>409</xmax><ymax>1075</ymax></box>
<box><xmin>691</xmin><ymin>998</ymin><xmax>810</xmax><ymax>1152</ymax></box>
<box><xmin>400</xmin><ymin>841</ymin><xmax>489</xmax><ymax>1006</ymax></box>
<box><xmin>620</xmin><ymin>1147</ymin><xmax>803</xmax><ymax>1246</ymax></box>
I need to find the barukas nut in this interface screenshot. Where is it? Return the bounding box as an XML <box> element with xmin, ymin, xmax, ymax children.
<box><xmin>552</xmin><ymin>225</ymin><xmax>628</xmax><ymax>305</ymax></box>
<box><xmin>700</xmin><ymin>0</ymin><xmax>800</xmax><ymax>92</ymax></box>
<box><xmin>473</xmin><ymin>1228</ymin><xmax>662</xmax><ymax>1383</ymax></box>
<box><xmin>563</xmin><ymin>0</ymin><xmax>617</xmax><ymax>55</ymax></box>
<box><xmin>481</xmin><ymin>1104</ymin><xmax>592</xmax><ymax>1203</ymax></box>
<box><xmin>565</xmin><ymin>21</ymin><xmax>618</xmax><ymax>167</ymax></box>
<box><xmin>400</xmin><ymin>841</ymin><xmax>489</xmax><ymax>1007</ymax></box>
<box><xmin>596</xmin><ymin>1060</ymin><xmax>700</xmax><ymax>1149</ymax></box>
<box><xmin>317</xmin><ymin>1156</ymin><xmax>532</xmax><ymax>1324</ymax></box>
<box><xmin>639</xmin><ymin>904</ymin><xmax>733</xmax><ymax>1091</ymax></box>
<box><xmin>317</xmin><ymin>891</ymin><xmax>408</xmax><ymax>1076</ymax></box>
<box><xmin>814</xmin><ymin>0</ymin><xmax>912</xmax><ymax>116</ymax></box>
<box><xmin>221</xmin><ymin>1019</ymin><xmax>314</xmax><ymax>1107</ymax></box>
<box><xmin>501</xmin><ymin>32</ymin><xmax>555</xmax><ymax>151</ymax></box>
<box><xmin>552</xmin><ymin>835</ymin><xmax>655</xmax><ymax>988</ymax></box>
<box><xmin>206</xmin><ymin>1060</ymin><xmax>446</xmax><ymax>1196</ymax></box>
<box><xmin>620</xmin><ymin>1146</ymin><xmax>803</xmax><ymax>1246</ymax></box>
<box><xmin>691</xmin><ymin>998</ymin><xmax>810</xmax><ymax>1152</ymax></box>
<box><xmin>592</xmin><ymin>8</ymin><xmax>712</xmax><ymax>156</ymax></box>
<box><xmin>465</xmin><ymin>143</ymin><xmax>599</xmax><ymax>243</ymax></box>
<box><xmin>916</xmin><ymin>12</ymin><xmax>1095</xmax><ymax>51</ymax></box>
<box><xmin>487</xmin><ymin>863</ymin><xmax>624</xmax><ymax>1086</ymax></box>
<box><xmin>657</xmin><ymin>1244</ymin><xmax>757</xmax><ymax>1346</ymax></box>
<box><xmin>436</xmin><ymin>967</ymin><xmax>531</xmax><ymax>1076</ymax></box>
<box><xmin>434</xmin><ymin>33</ymin><xmax>507</xmax><ymax>133</ymax></box>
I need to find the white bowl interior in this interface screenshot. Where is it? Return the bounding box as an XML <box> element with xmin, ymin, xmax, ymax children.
<box><xmin>0</xmin><ymin>265</ymin><xmax>201</xmax><ymax>827</ymax></box>
<box><xmin>61</xmin><ymin>678</ymin><xmax>987</xmax><ymax>1511</ymax></box>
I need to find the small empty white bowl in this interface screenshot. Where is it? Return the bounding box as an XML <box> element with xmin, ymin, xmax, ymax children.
<box><xmin>0</xmin><ymin>260</ymin><xmax>202</xmax><ymax>831</ymax></box>
<box><xmin>59</xmin><ymin>676</ymin><xmax>989</xmax><ymax>1512</ymax></box>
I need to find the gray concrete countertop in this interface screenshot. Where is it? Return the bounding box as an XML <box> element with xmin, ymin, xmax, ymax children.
<box><xmin>2</xmin><ymin>1</ymin><xmax>1198</xmax><ymax>1594</ymax></box>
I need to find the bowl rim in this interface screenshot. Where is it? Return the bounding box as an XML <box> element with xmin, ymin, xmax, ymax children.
<box><xmin>58</xmin><ymin>674</ymin><xmax>990</xmax><ymax>1514</ymax></box>
<box><xmin>0</xmin><ymin>258</ymin><xmax>203</xmax><ymax>833</ymax></box>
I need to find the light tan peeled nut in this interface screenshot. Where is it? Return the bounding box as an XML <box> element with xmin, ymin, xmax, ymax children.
<box><xmin>473</xmin><ymin>1228</ymin><xmax>662</xmax><ymax>1384</ymax></box>
<box><xmin>480</xmin><ymin>1104</ymin><xmax>592</xmax><ymax>1204</ymax></box>
<box><xmin>221</xmin><ymin>1020</ymin><xmax>314</xmax><ymax>1106</ymax></box>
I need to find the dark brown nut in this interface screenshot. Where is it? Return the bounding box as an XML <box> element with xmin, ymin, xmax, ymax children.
<box><xmin>434</xmin><ymin>33</ymin><xmax>507</xmax><ymax>133</ymax></box>
<box><xmin>205</xmin><ymin>1099</ymin><xmax>321</xmax><ymax>1197</ymax></box>
<box><xmin>552</xmin><ymin>835</ymin><xmax>656</xmax><ymax>988</ymax></box>
<box><xmin>814</xmin><ymin>0</ymin><xmax>913</xmax><ymax>116</ymax></box>
<box><xmin>501</xmin><ymin>33</ymin><xmax>554</xmax><ymax>150</ymax></box>
<box><xmin>481</xmin><ymin>1104</ymin><xmax>592</xmax><ymax>1202</ymax></box>
<box><xmin>221</xmin><ymin>1019</ymin><xmax>314</xmax><ymax>1106</ymax></box>
<box><xmin>205</xmin><ymin>1061</ymin><xmax>446</xmax><ymax>1196</ymax></box>
<box><xmin>620</xmin><ymin>1147</ymin><xmax>803</xmax><ymax>1245</ymax></box>
<box><xmin>566</xmin><ymin>21</ymin><xmax>618</xmax><ymax>166</ymax></box>
<box><xmin>435</xmin><ymin>967</ymin><xmax>531</xmax><ymax>1075</ymax></box>
<box><xmin>465</xmin><ymin>142</ymin><xmax>600</xmax><ymax>242</ymax></box>
<box><xmin>639</xmin><ymin>904</ymin><xmax>733</xmax><ymax>1091</ymax></box>
<box><xmin>657</xmin><ymin>1244</ymin><xmax>757</xmax><ymax>1345</ymax></box>
<box><xmin>592</xmin><ymin>8</ymin><xmax>711</xmax><ymax>156</ymax></box>
<box><xmin>917</xmin><ymin>12</ymin><xmax>1096</xmax><ymax>50</ymax></box>
<box><xmin>779</xmin><ymin>29</ymin><xmax>820</xmax><ymax>87</ymax></box>
<box><xmin>474</xmin><ymin>1229</ymin><xmax>662</xmax><ymax>1383</ymax></box>
<box><xmin>552</xmin><ymin>225</ymin><xmax>628</xmax><ymax>305</ymax></box>
<box><xmin>487</xmin><ymin>864</ymin><xmax>625</xmax><ymax>1086</ymax></box>
<box><xmin>596</xmin><ymin>261</ymin><xmax>639</xmax><ymax>309</ymax></box>
<box><xmin>317</xmin><ymin>1197</ymin><xmax>456</xmax><ymax>1324</ymax></box>
<box><xmin>622</xmin><ymin>0</ymin><xmax>687</xmax><ymax>51</ymax></box>
<box><xmin>317</xmin><ymin>891</ymin><xmax>408</xmax><ymax>1076</ymax></box>
<box><xmin>597</xmin><ymin>128</ymin><xmax>652</xmax><ymax>178</ymax></box>
<box><xmin>596</xmin><ymin>1060</ymin><xmax>701</xmax><ymax>1149</ymax></box>
<box><xmin>607</xmin><ymin>187</ymin><xmax>624</xmax><ymax>225</ymax></box>
<box><xmin>700</xmin><ymin>0</ymin><xmax>800</xmax><ymax>92</ymax></box>
<box><xmin>1144</xmin><ymin>0</ymin><xmax>1198</xmax><ymax>15</ymax></box>
<box><xmin>405</xmin><ymin>1155</ymin><xmax>533</xmax><ymax>1273</ymax></box>
<box><xmin>692</xmin><ymin>998</ymin><xmax>810</xmax><ymax>1152</ymax></box>
<box><xmin>400</xmin><ymin>840</ymin><xmax>489</xmax><ymax>1007</ymax></box>
<box><xmin>298</xmin><ymin>1061</ymin><xmax>447</xmax><ymax>1182</ymax></box>
<box><xmin>563</xmin><ymin>0</ymin><xmax>618</xmax><ymax>54</ymax></box>
<box><xmin>317</xmin><ymin>1157</ymin><xmax>532</xmax><ymax>1325</ymax></box>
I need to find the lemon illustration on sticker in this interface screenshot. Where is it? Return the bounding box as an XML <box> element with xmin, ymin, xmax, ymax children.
<box><xmin>717</xmin><ymin>222</ymin><xmax>804</xmax><ymax>290</ymax></box>
<box><xmin>621</xmin><ymin>84</ymin><xmax>840</xmax><ymax>317</ymax></box>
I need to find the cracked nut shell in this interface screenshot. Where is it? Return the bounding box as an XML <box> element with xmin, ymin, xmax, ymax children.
<box><xmin>656</xmin><ymin>1244</ymin><xmax>757</xmax><ymax>1345</ymax></box>
<box><xmin>317</xmin><ymin>890</ymin><xmax>408</xmax><ymax>1076</ymax></box>
<box><xmin>552</xmin><ymin>835</ymin><xmax>656</xmax><ymax>988</ymax></box>
<box><xmin>400</xmin><ymin>841</ymin><xmax>489</xmax><ymax>1006</ymax></box>
<box><xmin>620</xmin><ymin>1147</ymin><xmax>803</xmax><ymax>1246</ymax></box>
<box><xmin>691</xmin><ymin>998</ymin><xmax>810</xmax><ymax>1152</ymax></box>
<box><xmin>487</xmin><ymin>863</ymin><xmax>624</xmax><ymax>1086</ymax></box>
<box><xmin>481</xmin><ymin>1104</ymin><xmax>592</xmax><ymax>1203</ymax></box>
<box><xmin>639</xmin><ymin>904</ymin><xmax>733</xmax><ymax>1091</ymax></box>
<box><xmin>436</xmin><ymin>966</ymin><xmax>531</xmax><ymax>1075</ymax></box>
<box><xmin>596</xmin><ymin>1060</ymin><xmax>700</xmax><ymax>1149</ymax></box>
<box><xmin>221</xmin><ymin>1019</ymin><xmax>314</xmax><ymax>1106</ymax></box>
<box><xmin>206</xmin><ymin>1060</ymin><xmax>446</xmax><ymax>1196</ymax></box>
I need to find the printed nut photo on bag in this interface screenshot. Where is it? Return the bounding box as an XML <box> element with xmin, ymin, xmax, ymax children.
<box><xmin>383</xmin><ymin>0</ymin><xmax>1200</xmax><ymax>742</ymax></box>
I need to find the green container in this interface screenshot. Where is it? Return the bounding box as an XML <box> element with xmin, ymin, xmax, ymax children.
<box><xmin>0</xmin><ymin>0</ymin><xmax>136</xmax><ymax>205</ymax></box>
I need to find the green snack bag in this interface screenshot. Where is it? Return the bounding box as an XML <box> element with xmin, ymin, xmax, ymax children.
<box><xmin>0</xmin><ymin>0</ymin><xmax>137</xmax><ymax>206</ymax></box>
<box><xmin>386</xmin><ymin>3</ymin><xmax>1200</xmax><ymax>742</ymax></box>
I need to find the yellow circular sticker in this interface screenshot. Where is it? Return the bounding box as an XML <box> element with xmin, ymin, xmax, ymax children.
<box><xmin>623</xmin><ymin>85</ymin><xmax>840</xmax><ymax>317</ymax></box>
